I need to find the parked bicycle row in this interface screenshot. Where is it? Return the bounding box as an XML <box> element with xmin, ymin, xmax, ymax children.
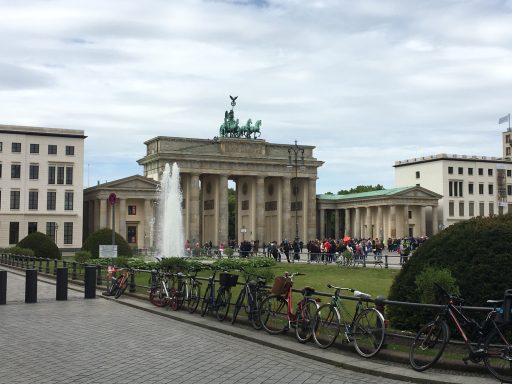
<box><xmin>105</xmin><ymin>265</ymin><xmax>512</xmax><ymax>383</ymax></box>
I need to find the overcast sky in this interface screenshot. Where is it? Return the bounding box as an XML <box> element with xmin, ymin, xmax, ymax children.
<box><xmin>1</xmin><ymin>0</ymin><xmax>512</xmax><ymax>193</ymax></box>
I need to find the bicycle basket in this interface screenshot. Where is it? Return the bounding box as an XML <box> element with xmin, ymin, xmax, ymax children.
<box><xmin>219</xmin><ymin>273</ymin><xmax>238</xmax><ymax>287</ymax></box>
<box><xmin>272</xmin><ymin>276</ymin><xmax>292</xmax><ymax>295</ymax></box>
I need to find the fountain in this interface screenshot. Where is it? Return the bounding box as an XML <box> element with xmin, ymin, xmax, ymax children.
<box><xmin>157</xmin><ymin>162</ymin><xmax>185</xmax><ymax>257</ymax></box>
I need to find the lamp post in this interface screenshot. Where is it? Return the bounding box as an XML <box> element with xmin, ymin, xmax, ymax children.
<box><xmin>55</xmin><ymin>223</ymin><xmax>59</xmax><ymax>246</ymax></box>
<box><xmin>287</xmin><ymin>140</ymin><xmax>305</xmax><ymax>242</ymax></box>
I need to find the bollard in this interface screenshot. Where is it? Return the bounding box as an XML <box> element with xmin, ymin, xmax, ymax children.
<box><xmin>56</xmin><ymin>267</ymin><xmax>68</xmax><ymax>301</ymax></box>
<box><xmin>385</xmin><ymin>254</ymin><xmax>388</xmax><ymax>269</ymax></box>
<box><xmin>72</xmin><ymin>262</ymin><xmax>77</xmax><ymax>280</ymax></box>
<box><xmin>38</xmin><ymin>257</ymin><xmax>43</xmax><ymax>272</ymax></box>
<box><xmin>31</xmin><ymin>256</ymin><xmax>36</xmax><ymax>269</ymax></box>
<box><xmin>45</xmin><ymin>258</ymin><xmax>50</xmax><ymax>274</ymax></box>
<box><xmin>96</xmin><ymin>265</ymin><xmax>102</xmax><ymax>286</ymax></box>
<box><xmin>151</xmin><ymin>269</ymin><xmax>158</xmax><ymax>289</ymax></box>
<box><xmin>25</xmin><ymin>269</ymin><xmax>38</xmax><ymax>303</ymax></box>
<box><xmin>129</xmin><ymin>271</ymin><xmax>136</xmax><ymax>293</ymax></box>
<box><xmin>0</xmin><ymin>270</ymin><xmax>7</xmax><ymax>305</ymax></box>
<box><xmin>84</xmin><ymin>265</ymin><xmax>96</xmax><ymax>299</ymax></box>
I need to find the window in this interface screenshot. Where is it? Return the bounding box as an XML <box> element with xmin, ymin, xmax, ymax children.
<box><xmin>47</xmin><ymin>191</ymin><xmax>56</xmax><ymax>210</ymax></box>
<box><xmin>28</xmin><ymin>191</ymin><xmax>38</xmax><ymax>210</ymax></box>
<box><xmin>64</xmin><ymin>191</ymin><xmax>73</xmax><ymax>210</ymax></box>
<box><xmin>507</xmin><ymin>147</ymin><xmax>511</xmax><ymax>156</ymax></box>
<box><xmin>48</xmin><ymin>166</ymin><xmax>56</xmax><ymax>184</ymax></box>
<box><xmin>448</xmin><ymin>181</ymin><xmax>463</xmax><ymax>197</ymax></box>
<box><xmin>479</xmin><ymin>183</ymin><xmax>484</xmax><ymax>195</ymax></box>
<box><xmin>46</xmin><ymin>222</ymin><xmax>56</xmax><ymax>243</ymax></box>
<box><xmin>508</xmin><ymin>170</ymin><xmax>512</xmax><ymax>177</ymax></box>
<box><xmin>128</xmin><ymin>205</ymin><xmax>137</xmax><ymax>215</ymax></box>
<box><xmin>449</xmin><ymin>201</ymin><xmax>454</xmax><ymax>216</ymax></box>
<box><xmin>478</xmin><ymin>168</ymin><xmax>484</xmax><ymax>176</ymax></box>
<box><xmin>57</xmin><ymin>166</ymin><xmax>64</xmax><ymax>184</ymax></box>
<box><xmin>65</xmin><ymin>146</ymin><xmax>75</xmax><ymax>155</ymax></box>
<box><xmin>468</xmin><ymin>182</ymin><xmax>474</xmax><ymax>195</ymax></box>
<box><xmin>0</xmin><ymin>142</ymin><xmax>2</xmax><ymax>152</ymax></box>
<box><xmin>29</xmin><ymin>164</ymin><xmax>39</xmax><ymax>180</ymax></box>
<box><xmin>9</xmin><ymin>222</ymin><xmax>19</xmax><ymax>244</ymax></box>
<box><xmin>415</xmin><ymin>171</ymin><xmax>420</xmax><ymax>179</ymax></box>
<box><xmin>489</xmin><ymin>184</ymin><xmax>494</xmax><ymax>195</ymax></box>
<box><xmin>507</xmin><ymin>135</ymin><xmax>511</xmax><ymax>143</ymax></box>
<box><xmin>448</xmin><ymin>166</ymin><xmax>453</xmax><ymax>174</ymax></box>
<box><xmin>468</xmin><ymin>168</ymin><xmax>473</xmax><ymax>175</ymax></box>
<box><xmin>408</xmin><ymin>210</ymin><xmax>412</xmax><ymax>219</ymax></box>
<box><xmin>469</xmin><ymin>201</ymin><xmax>475</xmax><ymax>217</ymax></box>
<box><xmin>508</xmin><ymin>185</ymin><xmax>512</xmax><ymax>196</ymax></box>
<box><xmin>459</xmin><ymin>201</ymin><xmax>464</xmax><ymax>217</ymax></box>
<box><xmin>30</xmin><ymin>144</ymin><xmax>39</xmax><ymax>154</ymax></box>
<box><xmin>63</xmin><ymin>222</ymin><xmax>73</xmax><ymax>244</ymax></box>
<box><xmin>48</xmin><ymin>145</ymin><xmax>57</xmax><ymax>154</ymax></box>
<box><xmin>10</xmin><ymin>190</ymin><xmax>20</xmax><ymax>209</ymax></box>
<box><xmin>0</xmin><ymin>163</ymin><xmax>2</xmax><ymax>178</ymax></box>
<box><xmin>479</xmin><ymin>202</ymin><xmax>485</xmax><ymax>216</ymax></box>
<box><xmin>11</xmin><ymin>164</ymin><xmax>21</xmax><ymax>179</ymax></box>
<box><xmin>488</xmin><ymin>168</ymin><xmax>493</xmax><ymax>176</ymax></box>
<box><xmin>66</xmin><ymin>167</ymin><xmax>73</xmax><ymax>185</ymax></box>
<box><xmin>458</xmin><ymin>167</ymin><xmax>463</xmax><ymax>175</ymax></box>
<box><xmin>12</xmin><ymin>142</ymin><xmax>21</xmax><ymax>153</ymax></box>
<box><xmin>489</xmin><ymin>202</ymin><xmax>494</xmax><ymax>216</ymax></box>
<box><xmin>127</xmin><ymin>226</ymin><xmax>137</xmax><ymax>244</ymax></box>
<box><xmin>28</xmin><ymin>222</ymin><xmax>37</xmax><ymax>234</ymax></box>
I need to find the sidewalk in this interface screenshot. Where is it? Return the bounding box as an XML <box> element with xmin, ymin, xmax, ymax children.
<box><xmin>0</xmin><ymin>266</ymin><xmax>497</xmax><ymax>384</ymax></box>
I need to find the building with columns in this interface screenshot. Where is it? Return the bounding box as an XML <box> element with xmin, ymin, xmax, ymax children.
<box><xmin>317</xmin><ymin>186</ymin><xmax>442</xmax><ymax>240</ymax></box>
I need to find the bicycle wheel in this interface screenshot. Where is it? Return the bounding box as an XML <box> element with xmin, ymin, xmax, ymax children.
<box><xmin>176</xmin><ymin>282</ymin><xmax>186</xmax><ymax>310</ymax></box>
<box><xmin>149</xmin><ymin>285</ymin><xmax>168</xmax><ymax>307</ymax></box>
<box><xmin>312</xmin><ymin>304</ymin><xmax>341</xmax><ymax>348</ymax></box>
<box><xmin>109</xmin><ymin>277</ymin><xmax>120</xmax><ymax>297</ymax></box>
<box><xmin>169</xmin><ymin>287</ymin><xmax>179</xmax><ymax>311</ymax></box>
<box><xmin>251</xmin><ymin>290</ymin><xmax>269</xmax><ymax>330</ymax></box>
<box><xmin>409</xmin><ymin>320</ymin><xmax>449</xmax><ymax>371</ymax></box>
<box><xmin>295</xmin><ymin>299</ymin><xmax>320</xmax><ymax>343</ymax></box>
<box><xmin>231</xmin><ymin>288</ymin><xmax>246</xmax><ymax>325</ymax></box>
<box><xmin>259</xmin><ymin>294</ymin><xmax>289</xmax><ymax>335</ymax></box>
<box><xmin>483</xmin><ymin>322</ymin><xmax>512</xmax><ymax>383</ymax></box>
<box><xmin>115</xmin><ymin>277</ymin><xmax>128</xmax><ymax>299</ymax></box>
<box><xmin>188</xmin><ymin>282</ymin><xmax>201</xmax><ymax>314</ymax></box>
<box><xmin>352</xmin><ymin>308</ymin><xmax>385</xmax><ymax>358</ymax></box>
<box><xmin>216</xmin><ymin>287</ymin><xmax>232</xmax><ymax>322</ymax></box>
<box><xmin>200</xmin><ymin>285</ymin><xmax>212</xmax><ymax>317</ymax></box>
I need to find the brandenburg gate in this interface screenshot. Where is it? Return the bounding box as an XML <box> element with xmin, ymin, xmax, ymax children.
<box><xmin>137</xmin><ymin>99</ymin><xmax>323</xmax><ymax>246</ymax></box>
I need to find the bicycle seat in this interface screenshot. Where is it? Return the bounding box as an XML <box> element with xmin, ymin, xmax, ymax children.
<box><xmin>354</xmin><ymin>290</ymin><xmax>371</xmax><ymax>299</ymax></box>
<box><xmin>487</xmin><ymin>299</ymin><xmax>504</xmax><ymax>305</ymax></box>
<box><xmin>302</xmin><ymin>287</ymin><xmax>315</xmax><ymax>296</ymax></box>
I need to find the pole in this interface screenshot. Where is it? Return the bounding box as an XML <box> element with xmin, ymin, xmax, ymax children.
<box><xmin>112</xmin><ymin>203</ymin><xmax>115</xmax><ymax>246</ymax></box>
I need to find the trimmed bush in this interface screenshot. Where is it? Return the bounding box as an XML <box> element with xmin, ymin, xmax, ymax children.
<box><xmin>388</xmin><ymin>215</ymin><xmax>512</xmax><ymax>330</ymax></box>
<box><xmin>81</xmin><ymin>228</ymin><xmax>133</xmax><ymax>259</ymax></box>
<box><xmin>1</xmin><ymin>247</ymin><xmax>35</xmax><ymax>257</ymax></box>
<box><xmin>17</xmin><ymin>232</ymin><xmax>60</xmax><ymax>259</ymax></box>
<box><xmin>74</xmin><ymin>250</ymin><xmax>92</xmax><ymax>264</ymax></box>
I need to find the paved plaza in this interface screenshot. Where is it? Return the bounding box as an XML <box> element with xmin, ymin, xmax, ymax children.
<box><xmin>0</xmin><ymin>269</ymin><xmax>496</xmax><ymax>384</ymax></box>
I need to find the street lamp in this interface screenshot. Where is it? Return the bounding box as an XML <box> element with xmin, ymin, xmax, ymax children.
<box><xmin>54</xmin><ymin>223</ymin><xmax>59</xmax><ymax>246</ymax></box>
<box><xmin>287</xmin><ymin>140</ymin><xmax>305</xmax><ymax>241</ymax></box>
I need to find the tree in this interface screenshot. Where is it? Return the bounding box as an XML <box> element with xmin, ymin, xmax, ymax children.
<box><xmin>17</xmin><ymin>232</ymin><xmax>61</xmax><ymax>260</ymax></box>
<box><xmin>337</xmin><ymin>184</ymin><xmax>385</xmax><ymax>195</ymax></box>
<box><xmin>228</xmin><ymin>188</ymin><xmax>236</xmax><ymax>241</ymax></box>
<box><xmin>387</xmin><ymin>214</ymin><xmax>512</xmax><ymax>330</ymax></box>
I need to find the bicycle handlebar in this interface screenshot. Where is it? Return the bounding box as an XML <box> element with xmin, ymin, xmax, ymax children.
<box><xmin>327</xmin><ymin>284</ymin><xmax>371</xmax><ymax>299</ymax></box>
<box><xmin>434</xmin><ymin>282</ymin><xmax>464</xmax><ymax>304</ymax></box>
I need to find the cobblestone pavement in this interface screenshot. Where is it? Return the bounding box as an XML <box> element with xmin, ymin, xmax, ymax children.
<box><xmin>1</xmin><ymin>272</ymin><xmax>409</xmax><ymax>384</ymax></box>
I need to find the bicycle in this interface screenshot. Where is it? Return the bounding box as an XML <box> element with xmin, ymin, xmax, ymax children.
<box><xmin>409</xmin><ymin>283</ymin><xmax>512</xmax><ymax>383</ymax></box>
<box><xmin>174</xmin><ymin>268</ymin><xmax>202</xmax><ymax>313</ymax></box>
<box><xmin>259</xmin><ymin>272</ymin><xmax>320</xmax><ymax>343</ymax></box>
<box><xmin>231</xmin><ymin>268</ymin><xmax>269</xmax><ymax>329</ymax></box>
<box><xmin>312</xmin><ymin>284</ymin><xmax>385</xmax><ymax>358</ymax></box>
<box><xmin>109</xmin><ymin>268</ymin><xmax>133</xmax><ymax>299</ymax></box>
<box><xmin>200</xmin><ymin>268</ymin><xmax>238</xmax><ymax>321</ymax></box>
<box><xmin>148</xmin><ymin>270</ymin><xmax>175</xmax><ymax>308</ymax></box>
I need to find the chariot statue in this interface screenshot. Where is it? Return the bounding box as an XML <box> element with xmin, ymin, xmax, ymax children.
<box><xmin>219</xmin><ymin>96</ymin><xmax>262</xmax><ymax>139</ymax></box>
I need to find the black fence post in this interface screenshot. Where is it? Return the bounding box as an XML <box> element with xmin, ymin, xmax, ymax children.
<box><xmin>25</xmin><ymin>269</ymin><xmax>37</xmax><ymax>303</ymax></box>
<box><xmin>129</xmin><ymin>271</ymin><xmax>136</xmax><ymax>293</ymax></box>
<box><xmin>31</xmin><ymin>257</ymin><xmax>36</xmax><ymax>269</ymax></box>
<box><xmin>56</xmin><ymin>267</ymin><xmax>68</xmax><ymax>301</ymax></box>
<box><xmin>385</xmin><ymin>254</ymin><xmax>389</xmax><ymax>269</ymax></box>
<box><xmin>45</xmin><ymin>258</ymin><xmax>50</xmax><ymax>274</ymax></box>
<box><xmin>84</xmin><ymin>265</ymin><xmax>96</xmax><ymax>299</ymax></box>
<box><xmin>53</xmin><ymin>259</ymin><xmax>58</xmax><ymax>275</ymax></box>
<box><xmin>38</xmin><ymin>257</ymin><xmax>43</xmax><ymax>272</ymax></box>
<box><xmin>96</xmin><ymin>265</ymin><xmax>102</xmax><ymax>286</ymax></box>
<box><xmin>72</xmin><ymin>262</ymin><xmax>77</xmax><ymax>280</ymax></box>
<box><xmin>0</xmin><ymin>270</ymin><xmax>6</xmax><ymax>305</ymax></box>
<box><xmin>151</xmin><ymin>270</ymin><xmax>157</xmax><ymax>289</ymax></box>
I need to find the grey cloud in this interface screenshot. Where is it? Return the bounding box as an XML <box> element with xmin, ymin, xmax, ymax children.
<box><xmin>0</xmin><ymin>63</ymin><xmax>55</xmax><ymax>90</ymax></box>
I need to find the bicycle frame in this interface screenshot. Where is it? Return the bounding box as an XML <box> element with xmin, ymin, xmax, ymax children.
<box><xmin>329</xmin><ymin>288</ymin><xmax>367</xmax><ymax>340</ymax></box>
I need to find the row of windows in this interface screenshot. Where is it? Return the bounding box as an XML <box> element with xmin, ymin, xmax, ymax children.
<box><xmin>448</xmin><ymin>201</ymin><xmax>503</xmax><ymax>217</ymax></box>
<box><xmin>0</xmin><ymin>141</ymin><xmax>75</xmax><ymax>155</ymax></box>
<box><xmin>9</xmin><ymin>221</ymin><xmax>73</xmax><ymax>244</ymax></box>
<box><xmin>416</xmin><ymin>168</ymin><xmax>512</xmax><ymax>178</ymax></box>
<box><xmin>448</xmin><ymin>181</ymin><xmax>512</xmax><ymax>197</ymax></box>
<box><xmin>0</xmin><ymin>164</ymin><xmax>73</xmax><ymax>184</ymax></box>
<box><xmin>1</xmin><ymin>190</ymin><xmax>74</xmax><ymax>211</ymax></box>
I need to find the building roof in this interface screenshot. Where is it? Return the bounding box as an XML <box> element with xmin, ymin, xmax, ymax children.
<box><xmin>317</xmin><ymin>186</ymin><xmax>412</xmax><ymax>200</ymax></box>
<box><xmin>394</xmin><ymin>153</ymin><xmax>512</xmax><ymax>167</ymax></box>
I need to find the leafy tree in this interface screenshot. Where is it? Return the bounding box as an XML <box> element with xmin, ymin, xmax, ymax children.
<box><xmin>337</xmin><ymin>184</ymin><xmax>385</xmax><ymax>195</ymax></box>
<box><xmin>81</xmin><ymin>228</ymin><xmax>133</xmax><ymax>259</ymax></box>
<box><xmin>17</xmin><ymin>232</ymin><xmax>60</xmax><ymax>260</ymax></box>
<box><xmin>228</xmin><ymin>187</ymin><xmax>236</xmax><ymax>241</ymax></box>
<box><xmin>387</xmin><ymin>215</ymin><xmax>512</xmax><ymax>330</ymax></box>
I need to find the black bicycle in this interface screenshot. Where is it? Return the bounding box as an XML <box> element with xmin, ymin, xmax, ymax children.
<box><xmin>231</xmin><ymin>268</ymin><xmax>269</xmax><ymax>329</ymax></box>
<box><xmin>409</xmin><ymin>283</ymin><xmax>512</xmax><ymax>383</ymax></box>
<box><xmin>200</xmin><ymin>268</ymin><xmax>238</xmax><ymax>321</ymax></box>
